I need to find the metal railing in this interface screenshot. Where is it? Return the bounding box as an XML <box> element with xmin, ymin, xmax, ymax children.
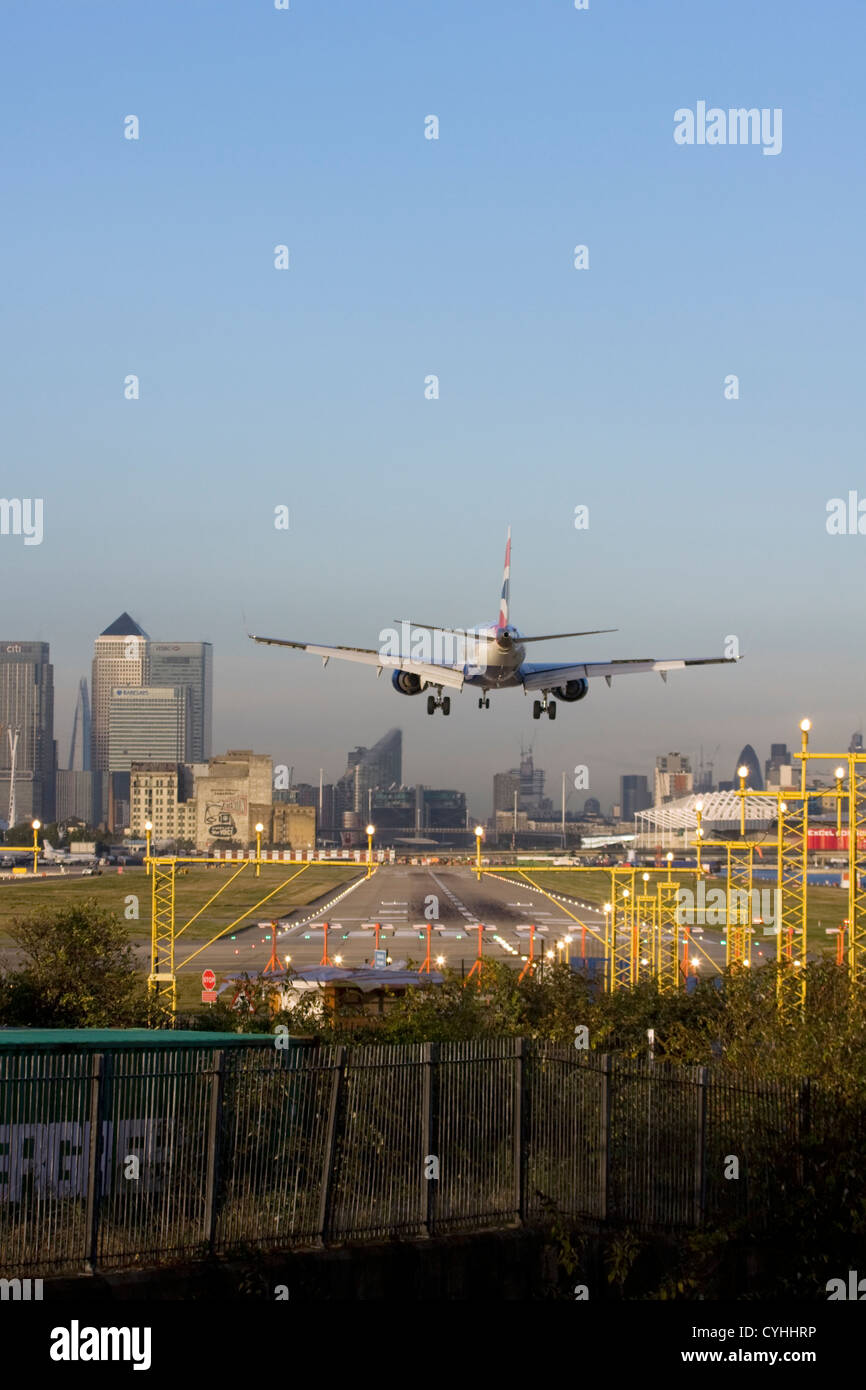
<box><xmin>0</xmin><ymin>1039</ymin><xmax>852</xmax><ymax>1276</ymax></box>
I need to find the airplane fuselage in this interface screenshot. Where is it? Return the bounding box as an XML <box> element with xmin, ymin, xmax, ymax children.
<box><xmin>461</xmin><ymin>624</ymin><xmax>527</xmax><ymax>689</ymax></box>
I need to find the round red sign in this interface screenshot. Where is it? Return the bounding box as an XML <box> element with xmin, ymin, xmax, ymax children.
<box><xmin>202</xmin><ymin>969</ymin><xmax>216</xmax><ymax>991</ymax></box>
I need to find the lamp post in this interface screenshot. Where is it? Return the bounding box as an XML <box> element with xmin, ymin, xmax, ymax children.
<box><xmin>474</xmin><ymin>825</ymin><xmax>484</xmax><ymax>881</ymax></box>
<box><xmin>737</xmin><ymin>765</ymin><xmax>749</xmax><ymax>837</ymax></box>
<box><xmin>31</xmin><ymin>819</ymin><xmax>40</xmax><ymax>876</ymax></box>
<box><xmin>366</xmin><ymin>823</ymin><xmax>375</xmax><ymax>878</ymax></box>
<box><xmin>255</xmin><ymin>822</ymin><xmax>264</xmax><ymax>877</ymax></box>
<box><xmin>144</xmin><ymin>820</ymin><xmax>152</xmax><ymax>877</ymax></box>
<box><xmin>666</xmin><ymin>851</ymin><xmax>673</xmax><ymax>883</ymax></box>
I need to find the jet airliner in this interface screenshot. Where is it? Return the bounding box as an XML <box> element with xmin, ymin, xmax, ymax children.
<box><xmin>250</xmin><ymin>530</ymin><xmax>737</xmax><ymax>720</ymax></box>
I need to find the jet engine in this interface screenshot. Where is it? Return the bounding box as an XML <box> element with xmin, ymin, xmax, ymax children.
<box><xmin>552</xmin><ymin>678</ymin><xmax>589</xmax><ymax>702</ymax></box>
<box><xmin>391</xmin><ymin>670</ymin><xmax>425</xmax><ymax>696</ymax></box>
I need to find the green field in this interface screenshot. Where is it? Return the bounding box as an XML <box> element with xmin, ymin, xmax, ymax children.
<box><xmin>0</xmin><ymin>863</ymin><xmax>362</xmax><ymax>944</ymax></box>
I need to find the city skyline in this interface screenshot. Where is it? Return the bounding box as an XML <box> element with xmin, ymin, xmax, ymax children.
<box><xmin>4</xmin><ymin>2</ymin><xmax>866</xmax><ymax>823</ymax></box>
<box><xmin>9</xmin><ymin>587</ymin><xmax>866</xmax><ymax>822</ymax></box>
<box><xmin>4</xmin><ymin>616</ymin><xmax>835</xmax><ymax>827</ymax></box>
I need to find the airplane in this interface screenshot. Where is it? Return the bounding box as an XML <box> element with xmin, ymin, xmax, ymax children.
<box><xmin>250</xmin><ymin>529</ymin><xmax>738</xmax><ymax>720</ymax></box>
<box><xmin>42</xmin><ymin>841</ymin><xmax>99</xmax><ymax>865</ymax></box>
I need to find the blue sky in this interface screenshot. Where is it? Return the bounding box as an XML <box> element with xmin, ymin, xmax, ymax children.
<box><xmin>2</xmin><ymin>0</ymin><xmax>864</xmax><ymax>813</ymax></box>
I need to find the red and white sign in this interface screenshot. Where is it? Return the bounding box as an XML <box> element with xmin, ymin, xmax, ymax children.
<box><xmin>202</xmin><ymin>969</ymin><xmax>216</xmax><ymax>991</ymax></box>
<box><xmin>201</xmin><ymin>990</ymin><xmax>217</xmax><ymax>1004</ymax></box>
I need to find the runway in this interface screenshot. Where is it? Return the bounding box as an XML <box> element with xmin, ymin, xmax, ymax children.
<box><xmin>190</xmin><ymin>863</ymin><xmax>610</xmax><ymax>976</ymax></box>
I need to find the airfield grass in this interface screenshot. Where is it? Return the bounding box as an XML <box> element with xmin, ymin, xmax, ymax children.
<box><xmin>0</xmin><ymin>863</ymin><xmax>361</xmax><ymax>945</ymax></box>
<box><xmin>509</xmin><ymin>868</ymin><xmax>847</xmax><ymax>955</ymax></box>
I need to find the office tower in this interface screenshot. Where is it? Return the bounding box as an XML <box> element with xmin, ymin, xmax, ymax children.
<box><xmin>493</xmin><ymin>750</ymin><xmax>552</xmax><ymax>819</ymax></box>
<box><xmin>0</xmin><ymin>641</ymin><xmax>55</xmax><ymax>824</ymax></box>
<box><xmin>148</xmin><ymin>642</ymin><xmax>213</xmax><ymax>761</ymax></box>
<box><xmin>620</xmin><ymin>774</ymin><xmax>651</xmax><ymax>821</ymax></box>
<box><xmin>764</xmin><ymin>743</ymin><xmax>792</xmax><ymax>788</ymax></box>
<box><xmin>422</xmin><ymin>788</ymin><xmax>467</xmax><ymax>828</ymax></box>
<box><xmin>733</xmin><ymin>744</ymin><xmax>763</xmax><ymax>790</ymax></box>
<box><xmin>55</xmin><ymin>769</ymin><xmax>97</xmax><ymax>826</ymax></box>
<box><xmin>68</xmin><ymin>678</ymin><xmax>91</xmax><ymax>771</ymax></box>
<box><xmin>849</xmin><ymin>732</ymin><xmax>864</xmax><ymax>754</ymax></box>
<box><xmin>653</xmin><ymin>752</ymin><xmax>693</xmax><ymax>805</ymax></box>
<box><xmin>129</xmin><ymin>762</ymin><xmax>198</xmax><ymax>843</ymax></box>
<box><xmin>337</xmin><ymin>729</ymin><xmax>402</xmax><ymax>820</ymax></box>
<box><xmin>493</xmin><ymin>770</ymin><xmax>520</xmax><ymax>813</ymax></box>
<box><xmin>91</xmin><ymin>613</ymin><xmax>149</xmax><ymax>773</ymax></box>
<box><xmin>108</xmin><ymin>686</ymin><xmax>192</xmax><ymax>772</ymax></box>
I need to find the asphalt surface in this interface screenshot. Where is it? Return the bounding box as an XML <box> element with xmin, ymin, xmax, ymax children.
<box><xmin>189</xmin><ymin>864</ymin><xmax>613</xmax><ymax>977</ymax></box>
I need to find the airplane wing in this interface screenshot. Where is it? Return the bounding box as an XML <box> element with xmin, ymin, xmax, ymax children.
<box><xmin>520</xmin><ymin>656</ymin><xmax>738</xmax><ymax>691</ymax></box>
<box><xmin>249</xmin><ymin>634</ymin><xmax>465</xmax><ymax>691</ymax></box>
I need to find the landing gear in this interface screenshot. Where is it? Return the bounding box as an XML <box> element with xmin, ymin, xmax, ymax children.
<box><xmin>427</xmin><ymin>689</ymin><xmax>451</xmax><ymax>715</ymax></box>
<box><xmin>478</xmin><ymin>696</ymin><xmax>491</xmax><ymax>710</ymax></box>
<box><xmin>532</xmin><ymin>693</ymin><xmax>557</xmax><ymax>721</ymax></box>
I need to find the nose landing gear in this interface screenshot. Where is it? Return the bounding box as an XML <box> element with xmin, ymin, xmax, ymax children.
<box><xmin>532</xmin><ymin>694</ymin><xmax>557</xmax><ymax>721</ymax></box>
<box><xmin>478</xmin><ymin>696</ymin><xmax>491</xmax><ymax>710</ymax></box>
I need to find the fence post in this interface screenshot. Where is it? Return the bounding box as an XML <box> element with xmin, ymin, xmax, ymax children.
<box><xmin>317</xmin><ymin>1045</ymin><xmax>346</xmax><ymax>1245</ymax></box>
<box><xmin>204</xmin><ymin>1049</ymin><xmax>225</xmax><ymax>1255</ymax></box>
<box><xmin>83</xmin><ymin>1053</ymin><xmax>106</xmax><ymax>1272</ymax></box>
<box><xmin>422</xmin><ymin>1042</ymin><xmax>440</xmax><ymax>1236</ymax></box>
<box><xmin>598</xmin><ymin>1054</ymin><xmax>611</xmax><ymax>1222</ymax></box>
<box><xmin>513</xmin><ymin>1037</ymin><xmax>525</xmax><ymax>1224</ymax></box>
<box><xmin>694</xmin><ymin>1066</ymin><xmax>708</xmax><ymax>1227</ymax></box>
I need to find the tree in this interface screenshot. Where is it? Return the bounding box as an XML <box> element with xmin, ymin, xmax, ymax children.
<box><xmin>4</xmin><ymin>820</ymin><xmax>40</xmax><ymax>845</ymax></box>
<box><xmin>0</xmin><ymin>899</ymin><xmax>149</xmax><ymax>1027</ymax></box>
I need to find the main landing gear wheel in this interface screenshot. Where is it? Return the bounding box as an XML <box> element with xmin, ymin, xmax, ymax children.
<box><xmin>427</xmin><ymin>689</ymin><xmax>450</xmax><ymax>715</ymax></box>
<box><xmin>532</xmin><ymin>693</ymin><xmax>557</xmax><ymax>720</ymax></box>
<box><xmin>478</xmin><ymin>697</ymin><xmax>491</xmax><ymax>710</ymax></box>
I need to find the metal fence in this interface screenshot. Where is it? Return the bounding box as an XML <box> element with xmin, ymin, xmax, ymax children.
<box><xmin>0</xmin><ymin>1038</ymin><xmax>851</xmax><ymax>1276</ymax></box>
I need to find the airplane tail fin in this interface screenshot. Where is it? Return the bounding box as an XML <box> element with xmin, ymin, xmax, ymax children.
<box><xmin>497</xmin><ymin>526</ymin><xmax>511</xmax><ymax>632</ymax></box>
